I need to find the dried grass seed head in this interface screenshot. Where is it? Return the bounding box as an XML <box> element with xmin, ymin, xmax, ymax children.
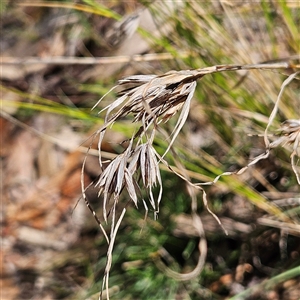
<box><xmin>95</xmin><ymin>140</ymin><xmax>138</xmax><ymax>220</ymax></box>
<box><xmin>280</xmin><ymin>119</ymin><xmax>300</xmax><ymax>144</ymax></box>
<box><xmin>117</xmin><ymin>70</ymin><xmax>202</xmax><ymax>122</ymax></box>
<box><xmin>269</xmin><ymin>119</ymin><xmax>300</xmax><ymax>185</ymax></box>
<box><xmin>95</xmin><ymin>138</ymin><xmax>163</xmax><ymax>219</ymax></box>
<box><xmin>271</xmin><ymin>119</ymin><xmax>300</xmax><ymax>151</ymax></box>
<box><xmin>93</xmin><ymin>69</ymin><xmax>204</xmax><ymax>220</ymax></box>
<box><xmin>96</xmin><ymin>70</ymin><xmax>201</xmax><ymax>139</ymax></box>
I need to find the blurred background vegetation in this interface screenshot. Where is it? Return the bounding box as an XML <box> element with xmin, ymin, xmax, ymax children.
<box><xmin>1</xmin><ymin>1</ymin><xmax>299</xmax><ymax>299</ymax></box>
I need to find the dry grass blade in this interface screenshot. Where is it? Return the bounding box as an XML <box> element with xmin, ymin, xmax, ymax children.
<box><xmin>101</xmin><ymin>208</ymin><xmax>126</xmax><ymax>300</ymax></box>
<box><xmin>81</xmin><ymin>134</ymin><xmax>110</xmax><ymax>244</ymax></box>
<box><xmin>150</xmin><ymin>143</ymin><xmax>208</xmax><ymax>281</ymax></box>
<box><xmin>152</xmin><ymin>147</ymin><xmax>228</xmax><ymax>234</ymax></box>
<box><xmin>257</xmin><ymin>217</ymin><xmax>300</xmax><ymax>237</ymax></box>
<box><xmin>190</xmin><ymin>71</ymin><xmax>300</xmax><ymax>187</ymax></box>
<box><xmin>1</xmin><ymin>52</ymin><xmax>191</xmax><ymax>65</ymax></box>
<box><xmin>265</xmin><ymin>72</ymin><xmax>300</xmax><ymax>184</ymax></box>
<box><xmin>264</xmin><ymin>72</ymin><xmax>300</xmax><ymax>148</ymax></box>
<box><xmin>153</xmin><ymin>213</ymin><xmax>207</xmax><ymax>281</ymax></box>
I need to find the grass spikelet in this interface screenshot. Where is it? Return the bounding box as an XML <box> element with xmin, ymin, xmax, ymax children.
<box><xmin>95</xmin><ymin>139</ymin><xmax>134</xmax><ymax>222</ymax></box>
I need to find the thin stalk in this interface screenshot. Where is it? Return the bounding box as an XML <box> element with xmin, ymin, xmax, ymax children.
<box><xmin>230</xmin><ymin>266</ymin><xmax>300</xmax><ymax>300</ymax></box>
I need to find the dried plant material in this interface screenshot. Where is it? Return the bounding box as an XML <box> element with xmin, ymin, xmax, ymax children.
<box><xmin>102</xmin><ymin>208</ymin><xmax>126</xmax><ymax>300</ymax></box>
<box><xmin>1</xmin><ymin>52</ymin><xmax>190</xmax><ymax>66</ymax></box>
<box><xmin>95</xmin><ymin>140</ymin><xmax>134</xmax><ymax>221</ymax></box>
<box><xmin>264</xmin><ymin>72</ymin><xmax>300</xmax><ymax>184</ymax></box>
<box><xmin>105</xmin><ymin>12</ymin><xmax>140</xmax><ymax>47</ymax></box>
<box><xmin>94</xmin><ymin>70</ymin><xmax>200</xmax><ymax>145</ymax></box>
<box><xmin>271</xmin><ymin>119</ymin><xmax>300</xmax><ymax>184</ymax></box>
<box><xmin>153</xmin><ymin>217</ymin><xmax>207</xmax><ymax>281</ymax></box>
<box><xmin>194</xmin><ymin>72</ymin><xmax>300</xmax><ymax>189</ymax></box>
<box><xmin>93</xmin><ymin>63</ymin><xmax>296</xmax><ymax>148</ymax></box>
<box><xmin>257</xmin><ymin>217</ymin><xmax>300</xmax><ymax>237</ymax></box>
<box><xmin>84</xmin><ymin>63</ymin><xmax>299</xmax><ymax>299</ymax></box>
<box><xmin>264</xmin><ymin>72</ymin><xmax>300</xmax><ymax>148</ymax></box>
<box><xmin>128</xmin><ymin>141</ymin><xmax>163</xmax><ymax>218</ymax></box>
<box><xmin>172</xmin><ymin>213</ymin><xmax>253</xmax><ymax>238</ymax></box>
